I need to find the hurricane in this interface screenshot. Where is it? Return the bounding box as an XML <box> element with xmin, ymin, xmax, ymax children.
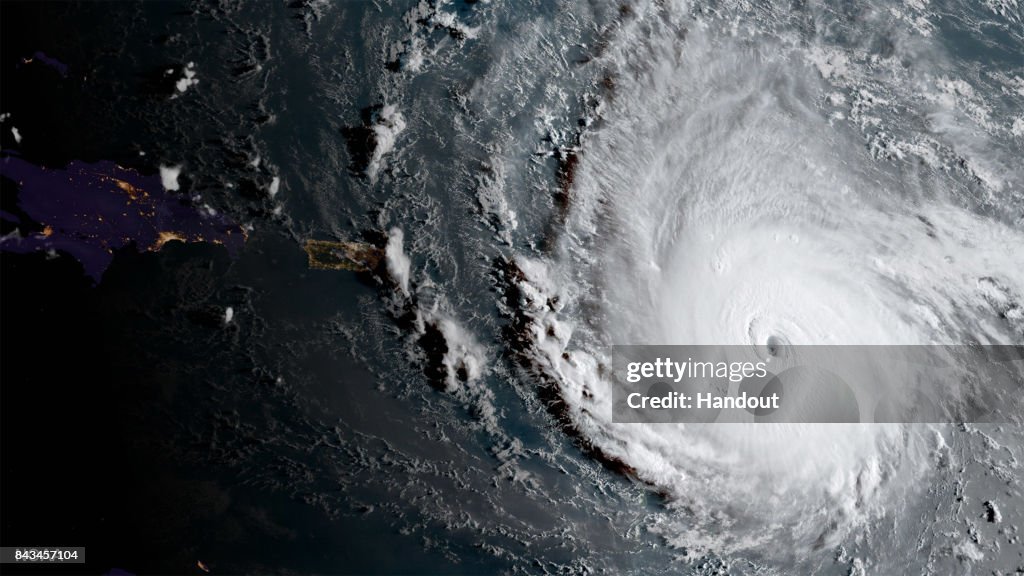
<box><xmin>485</xmin><ymin>0</ymin><xmax>1024</xmax><ymax>567</ymax></box>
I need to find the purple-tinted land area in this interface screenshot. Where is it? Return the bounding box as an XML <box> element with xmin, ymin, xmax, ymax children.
<box><xmin>20</xmin><ymin>51</ymin><xmax>69</xmax><ymax>77</ymax></box>
<box><xmin>1</xmin><ymin>155</ymin><xmax>246</xmax><ymax>283</ymax></box>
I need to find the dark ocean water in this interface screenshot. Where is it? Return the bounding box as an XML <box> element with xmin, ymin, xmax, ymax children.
<box><xmin>1</xmin><ymin>3</ymin><xmax>651</xmax><ymax>573</ymax></box>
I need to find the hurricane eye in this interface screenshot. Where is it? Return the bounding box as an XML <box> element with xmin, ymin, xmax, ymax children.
<box><xmin>766</xmin><ymin>334</ymin><xmax>788</xmax><ymax>357</ymax></box>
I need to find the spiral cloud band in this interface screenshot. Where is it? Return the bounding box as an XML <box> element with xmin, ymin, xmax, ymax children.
<box><xmin>508</xmin><ymin>0</ymin><xmax>1024</xmax><ymax>560</ymax></box>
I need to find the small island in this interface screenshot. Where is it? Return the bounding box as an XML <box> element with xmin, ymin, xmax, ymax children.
<box><xmin>302</xmin><ymin>239</ymin><xmax>382</xmax><ymax>272</ymax></box>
